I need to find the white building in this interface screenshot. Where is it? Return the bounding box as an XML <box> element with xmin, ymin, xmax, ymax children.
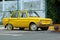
<box><xmin>0</xmin><ymin>0</ymin><xmax>46</xmax><ymax>22</ymax></box>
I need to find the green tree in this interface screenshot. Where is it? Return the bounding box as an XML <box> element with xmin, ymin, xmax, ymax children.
<box><xmin>54</xmin><ymin>0</ymin><xmax>60</xmax><ymax>24</ymax></box>
<box><xmin>47</xmin><ymin>0</ymin><xmax>56</xmax><ymax>23</ymax></box>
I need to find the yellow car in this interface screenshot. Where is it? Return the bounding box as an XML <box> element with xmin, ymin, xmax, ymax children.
<box><xmin>2</xmin><ymin>10</ymin><xmax>52</xmax><ymax>31</ymax></box>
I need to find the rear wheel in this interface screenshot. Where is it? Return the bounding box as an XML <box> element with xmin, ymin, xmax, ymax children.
<box><xmin>40</xmin><ymin>27</ymin><xmax>49</xmax><ymax>31</ymax></box>
<box><xmin>29</xmin><ymin>23</ymin><xmax>38</xmax><ymax>31</ymax></box>
<box><xmin>6</xmin><ymin>24</ymin><xmax>13</xmax><ymax>30</ymax></box>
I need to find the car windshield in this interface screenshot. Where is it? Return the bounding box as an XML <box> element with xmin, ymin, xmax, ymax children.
<box><xmin>28</xmin><ymin>11</ymin><xmax>40</xmax><ymax>17</ymax></box>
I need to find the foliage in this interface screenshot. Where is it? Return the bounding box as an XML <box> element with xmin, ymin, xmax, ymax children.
<box><xmin>47</xmin><ymin>0</ymin><xmax>56</xmax><ymax>23</ymax></box>
<box><xmin>54</xmin><ymin>1</ymin><xmax>60</xmax><ymax>24</ymax></box>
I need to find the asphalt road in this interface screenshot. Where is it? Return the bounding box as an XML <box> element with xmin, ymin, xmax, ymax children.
<box><xmin>0</xmin><ymin>25</ymin><xmax>60</xmax><ymax>40</ymax></box>
<box><xmin>0</xmin><ymin>29</ymin><xmax>60</xmax><ymax>40</ymax></box>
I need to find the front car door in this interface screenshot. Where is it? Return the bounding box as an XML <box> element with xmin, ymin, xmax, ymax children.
<box><xmin>10</xmin><ymin>11</ymin><xmax>19</xmax><ymax>27</ymax></box>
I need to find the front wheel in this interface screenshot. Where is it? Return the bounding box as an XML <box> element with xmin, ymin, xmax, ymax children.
<box><xmin>6</xmin><ymin>24</ymin><xmax>13</xmax><ymax>30</ymax></box>
<box><xmin>40</xmin><ymin>27</ymin><xmax>49</xmax><ymax>31</ymax></box>
<box><xmin>29</xmin><ymin>23</ymin><xmax>38</xmax><ymax>31</ymax></box>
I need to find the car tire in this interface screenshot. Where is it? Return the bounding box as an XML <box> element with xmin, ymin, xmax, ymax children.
<box><xmin>40</xmin><ymin>27</ymin><xmax>49</xmax><ymax>31</ymax></box>
<box><xmin>29</xmin><ymin>23</ymin><xmax>38</xmax><ymax>31</ymax></box>
<box><xmin>6</xmin><ymin>24</ymin><xmax>13</xmax><ymax>30</ymax></box>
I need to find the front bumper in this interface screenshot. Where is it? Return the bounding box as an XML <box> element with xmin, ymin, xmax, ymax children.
<box><xmin>38</xmin><ymin>24</ymin><xmax>53</xmax><ymax>27</ymax></box>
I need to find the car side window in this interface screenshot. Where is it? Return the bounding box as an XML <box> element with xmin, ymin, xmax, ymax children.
<box><xmin>11</xmin><ymin>12</ymin><xmax>18</xmax><ymax>18</ymax></box>
<box><xmin>20</xmin><ymin>12</ymin><xmax>26</xmax><ymax>18</ymax></box>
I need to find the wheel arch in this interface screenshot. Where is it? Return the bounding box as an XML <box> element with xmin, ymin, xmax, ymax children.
<box><xmin>29</xmin><ymin>22</ymin><xmax>36</xmax><ymax>26</ymax></box>
<box><xmin>5</xmin><ymin>23</ymin><xmax>13</xmax><ymax>28</ymax></box>
<box><xmin>29</xmin><ymin>22</ymin><xmax>38</xmax><ymax>31</ymax></box>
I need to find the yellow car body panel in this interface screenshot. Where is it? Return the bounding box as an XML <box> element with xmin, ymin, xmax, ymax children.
<box><xmin>2</xmin><ymin>10</ymin><xmax>52</xmax><ymax>28</ymax></box>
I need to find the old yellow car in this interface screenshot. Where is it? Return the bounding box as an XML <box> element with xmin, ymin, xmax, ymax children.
<box><xmin>2</xmin><ymin>10</ymin><xmax>52</xmax><ymax>31</ymax></box>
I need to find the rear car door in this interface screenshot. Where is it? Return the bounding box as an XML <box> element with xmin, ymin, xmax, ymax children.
<box><xmin>18</xmin><ymin>11</ymin><xmax>28</xmax><ymax>28</ymax></box>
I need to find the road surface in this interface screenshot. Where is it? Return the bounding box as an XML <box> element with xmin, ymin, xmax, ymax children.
<box><xmin>0</xmin><ymin>25</ymin><xmax>60</xmax><ymax>40</ymax></box>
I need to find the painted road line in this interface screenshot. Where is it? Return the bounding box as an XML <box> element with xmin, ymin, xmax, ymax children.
<box><xmin>0</xmin><ymin>34</ymin><xmax>23</xmax><ymax>36</ymax></box>
<box><xmin>12</xmin><ymin>34</ymin><xmax>23</xmax><ymax>36</ymax></box>
<box><xmin>5</xmin><ymin>31</ymin><xmax>30</xmax><ymax>33</ymax></box>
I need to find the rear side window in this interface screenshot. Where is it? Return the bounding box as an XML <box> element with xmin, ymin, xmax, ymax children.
<box><xmin>20</xmin><ymin>12</ymin><xmax>26</xmax><ymax>18</ymax></box>
<box><xmin>11</xmin><ymin>12</ymin><xmax>18</xmax><ymax>18</ymax></box>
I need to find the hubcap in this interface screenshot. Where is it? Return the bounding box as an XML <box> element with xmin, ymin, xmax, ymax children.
<box><xmin>30</xmin><ymin>24</ymin><xmax>37</xmax><ymax>31</ymax></box>
<box><xmin>6</xmin><ymin>24</ymin><xmax>12</xmax><ymax>30</ymax></box>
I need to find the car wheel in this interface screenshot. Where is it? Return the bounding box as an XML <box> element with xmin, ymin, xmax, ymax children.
<box><xmin>29</xmin><ymin>23</ymin><xmax>38</xmax><ymax>31</ymax></box>
<box><xmin>40</xmin><ymin>27</ymin><xmax>49</xmax><ymax>31</ymax></box>
<box><xmin>6</xmin><ymin>24</ymin><xmax>13</xmax><ymax>30</ymax></box>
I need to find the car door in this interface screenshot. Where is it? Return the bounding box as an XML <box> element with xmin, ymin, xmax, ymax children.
<box><xmin>18</xmin><ymin>11</ymin><xmax>28</xmax><ymax>28</ymax></box>
<box><xmin>9</xmin><ymin>11</ymin><xmax>19</xmax><ymax>27</ymax></box>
